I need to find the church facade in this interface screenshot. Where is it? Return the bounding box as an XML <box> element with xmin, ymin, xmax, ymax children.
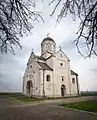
<box><xmin>23</xmin><ymin>37</ymin><xmax>80</xmax><ymax>97</ymax></box>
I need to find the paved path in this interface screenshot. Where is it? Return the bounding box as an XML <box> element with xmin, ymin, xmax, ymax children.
<box><xmin>0</xmin><ymin>96</ymin><xmax>97</xmax><ymax>120</ymax></box>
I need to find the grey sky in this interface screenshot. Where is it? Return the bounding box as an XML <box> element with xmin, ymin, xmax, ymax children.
<box><xmin>0</xmin><ymin>0</ymin><xmax>97</xmax><ymax>92</ymax></box>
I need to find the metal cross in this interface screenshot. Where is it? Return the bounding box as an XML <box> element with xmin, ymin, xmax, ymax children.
<box><xmin>47</xmin><ymin>33</ymin><xmax>50</xmax><ymax>37</ymax></box>
<box><xmin>59</xmin><ymin>46</ymin><xmax>62</xmax><ymax>50</ymax></box>
<box><xmin>32</xmin><ymin>48</ymin><xmax>34</xmax><ymax>52</ymax></box>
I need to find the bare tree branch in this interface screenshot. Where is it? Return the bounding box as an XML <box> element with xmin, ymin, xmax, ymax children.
<box><xmin>0</xmin><ymin>0</ymin><xmax>43</xmax><ymax>54</ymax></box>
<box><xmin>50</xmin><ymin>0</ymin><xmax>97</xmax><ymax>57</ymax></box>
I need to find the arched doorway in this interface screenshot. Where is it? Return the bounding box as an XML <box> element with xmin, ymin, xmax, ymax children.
<box><xmin>61</xmin><ymin>85</ymin><xmax>66</xmax><ymax>96</ymax></box>
<box><xmin>26</xmin><ymin>80</ymin><xmax>33</xmax><ymax>96</ymax></box>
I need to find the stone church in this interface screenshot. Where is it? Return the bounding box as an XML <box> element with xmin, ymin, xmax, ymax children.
<box><xmin>23</xmin><ymin>37</ymin><xmax>80</xmax><ymax>97</ymax></box>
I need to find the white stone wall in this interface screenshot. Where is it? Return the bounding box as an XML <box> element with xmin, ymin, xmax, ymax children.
<box><xmin>23</xmin><ymin>38</ymin><xmax>80</xmax><ymax>98</ymax></box>
<box><xmin>70</xmin><ymin>74</ymin><xmax>78</xmax><ymax>95</ymax></box>
<box><xmin>44</xmin><ymin>70</ymin><xmax>54</xmax><ymax>97</ymax></box>
<box><xmin>40</xmin><ymin>70</ymin><xmax>54</xmax><ymax>97</ymax></box>
<box><xmin>33</xmin><ymin>62</ymin><xmax>41</xmax><ymax>96</ymax></box>
<box><xmin>23</xmin><ymin>60</ymin><xmax>41</xmax><ymax>97</ymax></box>
<box><xmin>52</xmin><ymin>51</ymin><xmax>71</xmax><ymax>97</ymax></box>
<box><xmin>39</xmin><ymin>70</ymin><xmax>43</xmax><ymax>96</ymax></box>
<box><xmin>23</xmin><ymin>50</ymin><xmax>80</xmax><ymax>97</ymax></box>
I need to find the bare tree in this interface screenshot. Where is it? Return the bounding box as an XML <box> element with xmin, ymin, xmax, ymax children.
<box><xmin>49</xmin><ymin>0</ymin><xmax>97</xmax><ymax>57</ymax></box>
<box><xmin>0</xmin><ymin>0</ymin><xmax>43</xmax><ymax>54</ymax></box>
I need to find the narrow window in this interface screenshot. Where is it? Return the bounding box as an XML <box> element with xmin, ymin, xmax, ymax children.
<box><xmin>46</xmin><ymin>75</ymin><xmax>50</xmax><ymax>81</ymax></box>
<box><xmin>30</xmin><ymin>65</ymin><xmax>32</xmax><ymax>68</ymax></box>
<box><xmin>61</xmin><ymin>76</ymin><xmax>64</xmax><ymax>81</ymax></box>
<box><xmin>72</xmin><ymin>78</ymin><xmax>75</xmax><ymax>84</ymax></box>
<box><xmin>60</xmin><ymin>63</ymin><xmax>63</xmax><ymax>66</ymax></box>
<box><xmin>36</xmin><ymin>87</ymin><xmax>38</xmax><ymax>90</ymax></box>
<box><xmin>60</xmin><ymin>54</ymin><xmax>62</xmax><ymax>57</ymax></box>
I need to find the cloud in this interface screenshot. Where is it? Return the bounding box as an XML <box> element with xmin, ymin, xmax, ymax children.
<box><xmin>0</xmin><ymin>0</ymin><xmax>97</xmax><ymax>92</ymax></box>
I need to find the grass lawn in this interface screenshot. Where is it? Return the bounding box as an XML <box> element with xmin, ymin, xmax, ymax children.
<box><xmin>59</xmin><ymin>100</ymin><xmax>97</xmax><ymax>113</ymax></box>
<box><xmin>0</xmin><ymin>93</ymin><xmax>45</xmax><ymax>102</ymax></box>
<box><xmin>0</xmin><ymin>93</ymin><xmax>80</xmax><ymax>102</ymax></box>
<box><xmin>12</xmin><ymin>95</ymin><xmax>45</xmax><ymax>102</ymax></box>
<box><xmin>0</xmin><ymin>92</ymin><xmax>97</xmax><ymax>103</ymax></box>
<box><xmin>81</xmin><ymin>92</ymin><xmax>97</xmax><ymax>96</ymax></box>
<box><xmin>9</xmin><ymin>94</ymin><xmax>79</xmax><ymax>102</ymax></box>
<box><xmin>0</xmin><ymin>93</ymin><xmax>44</xmax><ymax>102</ymax></box>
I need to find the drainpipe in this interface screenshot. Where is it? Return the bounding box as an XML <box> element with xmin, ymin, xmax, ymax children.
<box><xmin>53</xmin><ymin>72</ymin><xmax>54</xmax><ymax>98</ymax></box>
<box><xmin>22</xmin><ymin>77</ymin><xmax>24</xmax><ymax>93</ymax></box>
<box><xmin>76</xmin><ymin>75</ymin><xmax>80</xmax><ymax>95</ymax></box>
<box><xmin>68</xmin><ymin>60</ymin><xmax>71</xmax><ymax>96</ymax></box>
<box><xmin>43</xmin><ymin>69</ymin><xmax>45</xmax><ymax>97</ymax></box>
<box><xmin>68</xmin><ymin>71</ymin><xmax>71</xmax><ymax>96</ymax></box>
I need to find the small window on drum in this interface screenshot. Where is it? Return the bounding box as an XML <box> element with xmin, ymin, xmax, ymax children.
<box><xmin>72</xmin><ymin>78</ymin><xmax>75</xmax><ymax>84</ymax></box>
<box><xmin>46</xmin><ymin>75</ymin><xmax>50</xmax><ymax>81</ymax></box>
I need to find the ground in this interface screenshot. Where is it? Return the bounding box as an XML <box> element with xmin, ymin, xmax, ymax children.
<box><xmin>0</xmin><ymin>95</ymin><xmax>97</xmax><ymax>120</ymax></box>
<box><xmin>59</xmin><ymin>100</ymin><xmax>97</xmax><ymax>113</ymax></box>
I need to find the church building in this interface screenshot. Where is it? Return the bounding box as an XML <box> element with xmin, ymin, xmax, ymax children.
<box><xmin>23</xmin><ymin>37</ymin><xmax>80</xmax><ymax>97</ymax></box>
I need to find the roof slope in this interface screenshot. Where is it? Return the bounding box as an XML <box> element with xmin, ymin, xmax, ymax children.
<box><xmin>35</xmin><ymin>55</ymin><xmax>45</xmax><ymax>61</ymax></box>
<box><xmin>71</xmin><ymin>70</ymin><xmax>78</xmax><ymax>76</ymax></box>
<box><xmin>41</xmin><ymin>37</ymin><xmax>55</xmax><ymax>44</ymax></box>
<box><xmin>38</xmin><ymin>62</ymin><xmax>53</xmax><ymax>70</ymax></box>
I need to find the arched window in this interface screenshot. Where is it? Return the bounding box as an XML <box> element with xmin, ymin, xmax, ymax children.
<box><xmin>72</xmin><ymin>78</ymin><xmax>75</xmax><ymax>84</ymax></box>
<box><xmin>46</xmin><ymin>75</ymin><xmax>50</xmax><ymax>81</ymax></box>
<box><xmin>60</xmin><ymin>63</ymin><xmax>63</xmax><ymax>66</ymax></box>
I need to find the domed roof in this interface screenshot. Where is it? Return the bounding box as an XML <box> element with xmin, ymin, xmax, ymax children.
<box><xmin>41</xmin><ymin>37</ymin><xmax>55</xmax><ymax>44</ymax></box>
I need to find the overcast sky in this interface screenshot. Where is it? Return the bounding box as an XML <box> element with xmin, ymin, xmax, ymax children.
<box><xmin>0</xmin><ymin>1</ymin><xmax>97</xmax><ymax>92</ymax></box>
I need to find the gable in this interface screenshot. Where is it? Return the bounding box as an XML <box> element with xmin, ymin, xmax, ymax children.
<box><xmin>55</xmin><ymin>50</ymin><xmax>70</xmax><ymax>61</ymax></box>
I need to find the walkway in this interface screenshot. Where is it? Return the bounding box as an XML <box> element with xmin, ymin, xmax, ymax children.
<box><xmin>0</xmin><ymin>96</ymin><xmax>97</xmax><ymax>120</ymax></box>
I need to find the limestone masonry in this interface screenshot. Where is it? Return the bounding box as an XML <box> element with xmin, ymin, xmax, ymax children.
<box><xmin>23</xmin><ymin>37</ymin><xmax>80</xmax><ymax>97</ymax></box>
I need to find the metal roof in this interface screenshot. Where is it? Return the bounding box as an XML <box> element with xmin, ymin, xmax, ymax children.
<box><xmin>38</xmin><ymin>62</ymin><xmax>53</xmax><ymax>70</ymax></box>
<box><xmin>35</xmin><ymin>55</ymin><xmax>45</xmax><ymax>61</ymax></box>
<box><xmin>41</xmin><ymin>37</ymin><xmax>55</xmax><ymax>44</ymax></box>
<box><xmin>70</xmin><ymin>70</ymin><xmax>78</xmax><ymax>76</ymax></box>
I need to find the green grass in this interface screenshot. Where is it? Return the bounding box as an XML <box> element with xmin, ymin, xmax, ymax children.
<box><xmin>12</xmin><ymin>95</ymin><xmax>44</xmax><ymax>102</ymax></box>
<box><xmin>11</xmin><ymin>94</ymin><xmax>79</xmax><ymax>102</ymax></box>
<box><xmin>0</xmin><ymin>92</ymin><xmax>97</xmax><ymax>102</ymax></box>
<box><xmin>0</xmin><ymin>93</ymin><xmax>44</xmax><ymax>102</ymax></box>
<box><xmin>59</xmin><ymin>100</ymin><xmax>97</xmax><ymax>113</ymax></box>
<box><xmin>0</xmin><ymin>92</ymin><xmax>21</xmax><ymax>95</ymax></box>
<box><xmin>0</xmin><ymin>93</ymin><xmax>80</xmax><ymax>102</ymax></box>
<box><xmin>81</xmin><ymin>93</ymin><xmax>97</xmax><ymax>96</ymax></box>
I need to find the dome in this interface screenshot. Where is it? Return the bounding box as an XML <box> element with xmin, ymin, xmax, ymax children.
<box><xmin>41</xmin><ymin>37</ymin><xmax>56</xmax><ymax>55</ymax></box>
<box><xmin>41</xmin><ymin>37</ymin><xmax>55</xmax><ymax>44</ymax></box>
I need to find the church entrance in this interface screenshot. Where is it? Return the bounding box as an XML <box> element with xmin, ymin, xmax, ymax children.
<box><xmin>61</xmin><ymin>85</ymin><xmax>66</xmax><ymax>96</ymax></box>
<box><xmin>26</xmin><ymin>80</ymin><xmax>33</xmax><ymax>97</ymax></box>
